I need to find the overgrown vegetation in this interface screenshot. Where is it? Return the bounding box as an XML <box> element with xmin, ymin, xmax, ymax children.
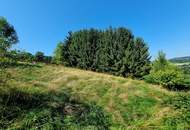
<box><xmin>163</xmin><ymin>94</ymin><xmax>190</xmax><ymax>128</ymax></box>
<box><xmin>144</xmin><ymin>51</ymin><xmax>189</xmax><ymax>90</ymax></box>
<box><xmin>0</xmin><ymin>86</ymin><xmax>111</xmax><ymax>130</ymax></box>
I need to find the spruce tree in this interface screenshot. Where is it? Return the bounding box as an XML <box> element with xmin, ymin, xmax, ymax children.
<box><xmin>54</xmin><ymin>27</ymin><xmax>151</xmax><ymax>78</ymax></box>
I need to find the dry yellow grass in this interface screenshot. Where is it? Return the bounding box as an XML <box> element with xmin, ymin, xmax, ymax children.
<box><xmin>6</xmin><ymin>64</ymin><xmax>189</xmax><ymax>129</ymax></box>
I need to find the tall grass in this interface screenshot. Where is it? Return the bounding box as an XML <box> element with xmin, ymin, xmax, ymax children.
<box><xmin>0</xmin><ymin>64</ymin><xmax>189</xmax><ymax>129</ymax></box>
<box><xmin>0</xmin><ymin>88</ymin><xmax>111</xmax><ymax>130</ymax></box>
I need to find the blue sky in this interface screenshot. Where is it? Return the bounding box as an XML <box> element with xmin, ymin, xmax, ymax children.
<box><xmin>0</xmin><ymin>0</ymin><xmax>190</xmax><ymax>59</ymax></box>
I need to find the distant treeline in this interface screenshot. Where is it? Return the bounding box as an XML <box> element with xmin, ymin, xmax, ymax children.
<box><xmin>53</xmin><ymin>27</ymin><xmax>151</xmax><ymax>78</ymax></box>
<box><xmin>170</xmin><ymin>56</ymin><xmax>190</xmax><ymax>63</ymax></box>
<box><xmin>5</xmin><ymin>50</ymin><xmax>52</xmax><ymax>63</ymax></box>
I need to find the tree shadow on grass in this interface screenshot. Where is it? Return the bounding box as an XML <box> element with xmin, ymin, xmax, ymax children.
<box><xmin>165</xmin><ymin>84</ymin><xmax>190</xmax><ymax>92</ymax></box>
<box><xmin>0</xmin><ymin>88</ymin><xmax>111</xmax><ymax>130</ymax></box>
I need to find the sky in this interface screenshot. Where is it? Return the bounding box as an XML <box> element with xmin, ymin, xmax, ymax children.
<box><xmin>0</xmin><ymin>0</ymin><xmax>190</xmax><ymax>59</ymax></box>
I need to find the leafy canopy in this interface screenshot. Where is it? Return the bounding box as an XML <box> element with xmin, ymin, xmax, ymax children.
<box><xmin>0</xmin><ymin>17</ymin><xmax>18</xmax><ymax>54</ymax></box>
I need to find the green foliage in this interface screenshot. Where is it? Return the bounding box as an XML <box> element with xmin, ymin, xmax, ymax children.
<box><xmin>54</xmin><ymin>27</ymin><xmax>150</xmax><ymax>78</ymax></box>
<box><xmin>119</xmin><ymin>96</ymin><xmax>158</xmax><ymax>125</ymax></box>
<box><xmin>162</xmin><ymin>94</ymin><xmax>190</xmax><ymax>128</ymax></box>
<box><xmin>144</xmin><ymin>67</ymin><xmax>185</xmax><ymax>89</ymax></box>
<box><xmin>0</xmin><ymin>88</ymin><xmax>111</xmax><ymax>130</ymax></box>
<box><xmin>0</xmin><ymin>17</ymin><xmax>18</xmax><ymax>87</ymax></box>
<box><xmin>121</xmin><ymin>38</ymin><xmax>150</xmax><ymax>77</ymax></box>
<box><xmin>0</xmin><ymin>17</ymin><xmax>18</xmax><ymax>55</ymax></box>
<box><xmin>152</xmin><ymin>51</ymin><xmax>169</xmax><ymax>72</ymax></box>
<box><xmin>6</xmin><ymin>50</ymin><xmax>52</xmax><ymax>64</ymax></box>
<box><xmin>53</xmin><ymin>42</ymin><xmax>65</xmax><ymax>64</ymax></box>
<box><xmin>165</xmin><ymin>94</ymin><xmax>190</xmax><ymax>110</ymax></box>
<box><xmin>34</xmin><ymin>51</ymin><xmax>52</xmax><ymax>63</ymax></box>
<box><xmin>35</xmin><ymin>51</ymin><xmax>45</xmax><ymax>62</ymax></box>
<box><xmin>144</xmin><ymin>51</ymin><xmax>188</xmax><ymax>90</ymax></box>
<box><xmin>43</xmin><ymin>56</ymin><xmax>52</xmax><ymax>64</ymax></box>
<box><xmin>7</xmin><ymin>50</ymin><xmax>34</xmax><ymax>62</ymax></box>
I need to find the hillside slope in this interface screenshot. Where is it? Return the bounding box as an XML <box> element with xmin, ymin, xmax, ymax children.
<box><xmin>1</xmin><ymin>64</ymin><xmax>189</xmax><ymax>129</ymax></box>
<box><xmin>170</xmin><ymin>56</ymin><xmax>190</xmax><ymax>63</ymax></box>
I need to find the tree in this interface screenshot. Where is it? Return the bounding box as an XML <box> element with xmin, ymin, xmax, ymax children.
<box><xmin>44</xmin><ymin>56</ymin><xmax>52</xmax><ymax>64</ymax></box>
<box><xmin>123</xmin><ymin>38</ymin><xmax>150</xmax><ymax>77</ymax></box>
<box><xmin>152</xmin><ymin>51</ymin><xmax>168</xmax><ymax>72</ymax></box>
<box><xmin>0</xmin><ymin>17</ymin><xmax>18</xmax><ymax>86</ymax></box>
<box><xmin>144</xmin><ymin>51</ymin><xmax>186</xmax><ymax>90</ymax></box>
<box><xmin>35</xmin><ymin>51</ymin><xmax>44</xmax><ymax>62</ymax></box>
<box><xmin>53</xmin><ymin>42</ymin><xmax>65</xmax><ymax>64</ymax></box>
<box><xmin>8</xmin><ymin>50</ymin><xmax>34</xmax><ymax>62</ymax></box>
<box><xmin>0</xmin><ymin>17</ymin><xmax>18</xmax><ymax>56</ymax></box>
<box><xmin>54</xmin><ymin>27</ymin><xmax>151</xmax><ymax>78</ymax></box>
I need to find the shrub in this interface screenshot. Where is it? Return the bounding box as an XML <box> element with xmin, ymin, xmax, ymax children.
<box><xmin>144</xmin><ymin>68</ymin><xmax>185</xmax><ymax>90</ymax></box>
<box><xmin>144</xmin><ymin>51</ymin><xmax>188</xmax><ymax>90</ymax></box>
<box><xmin>164</xmin><ymin>94</ymin><xmax>190</xmax><ymax>110</ymax></box>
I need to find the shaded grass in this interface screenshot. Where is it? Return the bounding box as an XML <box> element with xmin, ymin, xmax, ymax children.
<box><xmin>0</xmin><ymin>87</ymin><xmax>110</xmax><ymax>130</ymax></box>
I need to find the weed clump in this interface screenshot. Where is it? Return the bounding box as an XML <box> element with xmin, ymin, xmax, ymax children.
<box><xmin>162</xmin><ymin>94</ymin><xmax>190</xmax><ymax>128</ymax></box>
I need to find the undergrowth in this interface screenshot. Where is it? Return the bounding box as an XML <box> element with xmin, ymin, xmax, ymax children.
<box><xmin>162</xmin><ymin>94</ymin><xmax>190</xmax><ymax>129</ymax></box>
<box><xmin>0</xmin><ymin>88</ymin><xmax>111</xmax><ymax>130</ymax></box>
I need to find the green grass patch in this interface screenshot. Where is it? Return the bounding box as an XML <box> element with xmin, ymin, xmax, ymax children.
<box><xmin>1</xmin><ymin>64</ymin><xmax>190</xmax><ymax>129</ymax></box>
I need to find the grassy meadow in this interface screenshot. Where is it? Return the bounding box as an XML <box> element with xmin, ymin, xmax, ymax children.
<box><xmin>0</xmin><ymin>63</ymin><xmax>189</xmax><ymax>130</ymax></box>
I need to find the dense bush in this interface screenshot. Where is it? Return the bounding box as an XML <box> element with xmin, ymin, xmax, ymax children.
<box><xmin>33</xmin><ymin>51</ymin><xmax>52</xmax><ymax>63</ymax></box>
<box><xmin>144</xmin><ymin>51</ymin><xmax>188</xmax><ymax>90</ymax></box>
<box><xmin>144</xmin><ymin>67</ymin><xmax>185</xmax><ymax>89</ymax></box>
<box><xmin>7</xmin><ymin>50</ymin><xmax>35</xmax><ymax>62</ymax></box>
<box><xmin>54</xmin><ymin>27</ymin><xmax>151</xmax><ymax>78</ymax></box>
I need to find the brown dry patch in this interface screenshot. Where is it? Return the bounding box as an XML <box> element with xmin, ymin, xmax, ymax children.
<box><xmin>122</xmin><ymin>79</ymin><xmax>133</xmax><ymax>88</ymax></box>
<box><xmin>118</xmin><ymin>93</ymin><xmax>128</xmax><ymax>102</ymax></box>
<box><xmin>48</xmin><ymin>76</ymin><xmax>65</xmax><ymax>91</ymax></box>
<box><xmin>112</xmin><ymin>111</ymin><xmax>125</xmax><ymax>124</ymax></box>
<box><xmin>66</xmin><ymin>80</ymin><xmax>77</xmax><ymax>87</ymax></box>
<box><xmin>155</xmin><ymin>107</ymin><xmax>171</xmax><ymax>119</ymax></box>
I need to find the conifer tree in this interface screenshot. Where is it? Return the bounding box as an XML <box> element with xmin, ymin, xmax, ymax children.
<box><xmin>54</xmin><ymin>27</ymin><xmax>151</xmax><ymax>78</ymax></box>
